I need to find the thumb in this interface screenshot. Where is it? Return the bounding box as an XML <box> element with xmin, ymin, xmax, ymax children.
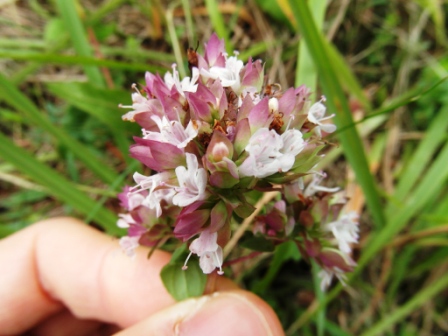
<box><xmin>115</xmin><ymin>289</ymin><xmax>284</xmax><ymax>336</ymax></box>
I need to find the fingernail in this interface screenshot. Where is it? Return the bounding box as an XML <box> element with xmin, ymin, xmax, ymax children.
<box><xmin>178</xmin><ymin>290</ymin><xmax>284</xmax><ymax>336</ymax></box>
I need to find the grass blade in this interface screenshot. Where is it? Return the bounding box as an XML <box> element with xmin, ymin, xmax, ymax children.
<box><xmin>295</xmin><ymin>0</ymin><xmax>326</xmax><ymax>94</ymax></box>
<box><xmin>360</xmin><ymin>272</ymin><xmax>448</xmax><ymax>336</ymax></box>
<box><xmin>289</xmin><ymin>0</ymin><xmax>385</xmax><ymax>228</ymax></box>
<box><xmin>56</xmin><ymin>0</ymin><xmax>105</xmax><ymax>87</ymax></box>
<box><xmin>205</xmin><ymin>0</ymin><xmax>233</xmax><ymax>53</ymax></box>
<box><xmin>0</xmin><ymin>50</ymin><xmax>166</xmax><ymax>73</ymax></box>
<box><xmin>387</xmin><ymin>106</ymin><xmax>448</xmax><ymax>215</ymax></box>
<box><xmin>0</xmin><ymin>132</ymin><xmax>122</xmax><ymax>235</ymax></box>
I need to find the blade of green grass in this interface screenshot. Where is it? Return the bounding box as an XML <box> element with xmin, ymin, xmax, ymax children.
<box><xmin>0</xmin><ymin>38</ymin><xmax>46</xmax><ymax>49</ymax></box>
<box><xmin>181</xmin><ymin>0</ymin><xmax>196</xmax><ymax>47</ymax></box>
<box><xmin>336</xmin><ymin>76</ymin><xmax>448</xmax><ymax>134</ymax></box>
<box><xmin>289</xmin><ymin>0</ymin><xmax>385</xmax><ymax>228</ymax></box>
<box><xmin>166</xmin><ymin>4</ymin><xmax>187</xmax><ymax>78</ymax></box>
<box><xmin>386</xmin><ymin>106</ymin><xmax>448</xmax><ymax>216</ymax></box>
<box><xmin>360</xmin><ymin>272</ymin><xmax>448</xmax><ymax>336</ymax></box>
<box><xmin>326</xmin><ymin>43</ymin><xmax>371</xmax><ymax>111</ymax></box>
<box><xmin>0</xmin><ymin>132</ymin><xmax>122</xmax><ymax>235</ymax></box>
<box><xmin>360</xmin><ymin>139</ymin><xmax>448</xmax><ymax>267</ymax></box>
<box><xmin>0</xmin><ymin>50</ymin><xmax>166</xmax><ymax>73</ymax></box>
<box><xmin>295</xmin><ymin>3</ymin><xmax>327</xmax><ymax>334</ymax></box>
<box><xmin>205</xmin><ymin>0</ymin><xmax>233</xmax><ymax>53</ymax></box>
<box><xmin>0</xmin><ymin>73</ymin><xmax>120</xmax><ymax>186</ymax></box>
<box><xmin>10</xmin><ymin>35</ymin><xmax>70</xmax><ymax>85</ymax></box>
<box><xmin>88</xmin><ymin>0</ymin><xmax>128</xmax><ymax>25</ymax></box>
<box><xmin>295</xmin><ymin>0</ymin><xmax>326</xmax><ymax>95</ymax></box>
<box><xmin>56</xmin><ymin>0</ymin><xmax>105</xmax><ymax>87</ymax></box>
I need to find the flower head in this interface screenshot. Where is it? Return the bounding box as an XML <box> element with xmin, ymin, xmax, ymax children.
<box><xmin>117</xmin><ymin>33</ymin><xmax>358</xmax><ymax>286</ymax></box>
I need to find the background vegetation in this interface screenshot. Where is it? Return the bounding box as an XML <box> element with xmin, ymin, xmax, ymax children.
<box><xmin>1</xmin><ymin>0</ymin><xmax>448</xmax><ymax>335</ymax></box>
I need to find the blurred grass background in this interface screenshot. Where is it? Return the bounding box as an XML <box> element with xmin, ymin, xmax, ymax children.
<box><xmin>1</xmin><ymin>0</ymin><xmax>448</xmax><ymax>334</ymax></box>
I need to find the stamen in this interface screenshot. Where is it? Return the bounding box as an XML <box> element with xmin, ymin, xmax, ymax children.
<box><xmin>215</xmin><ymin>251</ymin><xmax>224</xmax><ymax>275</ymax></box>
<box><xmin>182</xmin><ymin>252</ymin><xmax>193</xmax><ymax>270</ymax></box>
<box><xmin>131</xmin><ymin>83</ymin><xmax>140</xmax><ymax>93</ymax></box>
<box><xmin>284</xmin><ymin>115</ymin><xmax>295</xmax><ymax>131</ymax></box>
<box><xmin>118</xmin><ymin>104</ymin><xmax>133</xmax><ymax>109</ymax></box>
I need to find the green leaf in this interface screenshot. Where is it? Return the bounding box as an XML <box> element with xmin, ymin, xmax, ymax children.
<box><xmin>171</xmin><ymin>244</ymin><xmax>188</xmax><ymax>263</ymax></box>
<box><xmin>160</xmin><ymin>260</ymin><xmax>207</xmax><ymax>301</ymax></box>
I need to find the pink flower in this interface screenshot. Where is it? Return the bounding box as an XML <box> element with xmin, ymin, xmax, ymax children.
<box><xmin>142</xmin><ymin>115</ymin><xmax>198</xmax><ymax>149</ymax></box>
<box><xmin>201</xmin><ymin>53</ymin><xmax>244</xmax><ymax>92</ymax></box>
<box><xmin>164</xmin><ymin>64</ymin><xmax>199</xmax><ymax>97</ymax></box>
<box><xmin>183</xmin><ymin>230</ymin><xmax>224</xmax><ymax>275</ymax></box>
<box><xmin>130</xmin><ymin>137</ymin><xmax>186</xmax><ymax>172</ymax></box>
<box><xmin>203</xmin><ymin>33</ymin><xmax>226</xmax><ymax>67</ymax></box>
<box><xmin>131</xmin><ymin>172</ymin><xmax>175</xmax><ymax>217</ymax></box>
<box><xmin>316</xmin><ymin>248</ymin><xmax>356</xmax><ymax>290</ymax></box>
<box><xmin>120</xmin><ymin>84</ymin><xmax>159</xmax><ymax>122</ymax></box>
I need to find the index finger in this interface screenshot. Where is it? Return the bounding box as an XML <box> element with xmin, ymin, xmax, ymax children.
<box><xmin>0</xmin><ymin>217</ymin><xmax>234</xmax><ymax>334</ymax></box>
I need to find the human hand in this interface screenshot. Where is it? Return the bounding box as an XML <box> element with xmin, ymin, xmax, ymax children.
<box><xmin>0</xmin><ymin>218</ymin><xmax>284</xmax><ymax>335</ymax></box>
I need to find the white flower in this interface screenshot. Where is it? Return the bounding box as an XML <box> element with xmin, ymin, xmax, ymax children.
<box><xmin>119</xmin><ymin>236</ymin><xmax>140</xmax><ymax>257</ymax></box>
<box><xmin>238</xmin><ymin>128</ymin><xmax>305</xmax><ymax>178</ymax></box>
<box><xmin>308</xmin><ymin>101</ymin><xmax>336</xmax><ymax>138</ymax></box>
<box><xmin>142</xmin><ymin>115</ymin><xmax>198</xmax><ymax>149</ymax></box>
<box><xmin>119</xmin><ymin>84</ymin><xmax>156</xmax><ymax>121</ymax></box>
<box><xmin>318</xmin><ymin>267</ymin><xmax>347</xmax><ymax>291</ymax></box>
<box><xmin>173</xmin><ymin>153</ymin><xmax>208</xmax><ymax>207</ymax></box>
<box><xmin>183</xmin><ymin>230</ymin><xmax>224</xmax><ymax>275</ymax></box>
<box><xmin>325</xmin><ymin>212</ymin><xmax>359</xmax><ymax>254</ymax></box>
<box><xmin>280</xmin><ymin>129</ymin><xmax>305</xmax><ymax>157</ymax></box>
<box><xmin>201</xmin><ymin>55</ymin><xmax>244</xmax><ymax>92</ymax></box>
<box><xmin>117</xmin><ymin>214</ymin><xmax>136</xmax><ymax>228</ymax></box>
<box><xmin>303</xmin><ymin>172</ymin><xmax>339</xmax><ymax>197</ymax></box>
<box><xmin>131</xmin><ymin>172</ymin><xmax>174</xmax><ymax>217</ymax></box>
<box><xmin>164</xmin><ymin>64</ymin><xmax>199</xmax><ymax>97</ymax></box>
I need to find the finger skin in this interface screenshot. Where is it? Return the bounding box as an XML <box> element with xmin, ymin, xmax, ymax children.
<box><xmin>115</xmin><ymin>290</ymin><xmax>285</xmax><ymax>336</ymax></box>
<box><xmin>0</xmin><ymin>217</ymin><xmax>174</xmax><ymax>334</ymax></box>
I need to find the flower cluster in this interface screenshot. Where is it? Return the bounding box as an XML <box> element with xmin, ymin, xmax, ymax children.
<box><xmin>117</xmin><ymin>34</ymin><xmax>358</xmax><ymax>290</ymax></box>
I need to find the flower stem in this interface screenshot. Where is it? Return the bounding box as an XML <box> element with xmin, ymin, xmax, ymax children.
<box><xmin>223</xmin><ymin>191</ymin><xmax>278</xmax><ymax>258</ymax></box>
